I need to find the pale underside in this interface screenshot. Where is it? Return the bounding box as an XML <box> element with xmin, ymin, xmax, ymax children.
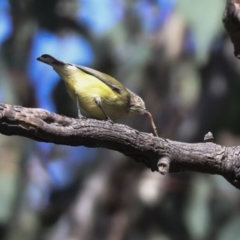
<box><xmin>54</xmin><ymin>65</ymin><xmax>129</xmax><ymax>120</ymax></box>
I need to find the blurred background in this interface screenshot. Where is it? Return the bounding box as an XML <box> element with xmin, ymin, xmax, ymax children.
<box><xmin>0</xmin><ymin>0</ymin><xmax>240</xmax><ymax>239</ymax></box>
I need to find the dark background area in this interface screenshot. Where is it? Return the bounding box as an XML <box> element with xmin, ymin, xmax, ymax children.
<box><xmin>0</xmin><ymin>0</ymin><xmax>240</xmax><ymax>239</ymax></box>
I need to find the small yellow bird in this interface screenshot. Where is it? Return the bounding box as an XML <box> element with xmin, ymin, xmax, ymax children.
<box><xmin>37</xmin><ymin>54</ymin><xmax>158</xmax><ymax>136</ymax></box>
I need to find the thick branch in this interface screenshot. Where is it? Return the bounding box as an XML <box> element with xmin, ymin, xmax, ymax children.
<box><xmin>0</xmin><ymin>103</ymin><xmax>239</xmax><ymax>189</ymax></box>
<box><xmin>223</xmin><ymin>0</ymin><xmax>240</xmax><ymax>58</ymax></box>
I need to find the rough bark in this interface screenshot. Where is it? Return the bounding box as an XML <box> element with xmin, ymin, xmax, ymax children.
<box><xmin>223</xmin><ymin>0</ymin><xmax>240</xmax><ymax>58</ymax></box>
<box><xmin>0</xmin><ymin>103</ymin><xmax>239</xmax><ymax>189</ymax></box>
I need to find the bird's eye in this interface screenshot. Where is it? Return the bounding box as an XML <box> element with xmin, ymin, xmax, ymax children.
<box><xmin>137</xmin><ymin>97</ymin><xmax>141</xmax><ymax>102</ymax></box>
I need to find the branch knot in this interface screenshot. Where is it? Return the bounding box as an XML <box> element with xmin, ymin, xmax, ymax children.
<box><xmin>157</xmin><ymin>156</ymin><xmax>171</xmax><ymax>175</ymax></box>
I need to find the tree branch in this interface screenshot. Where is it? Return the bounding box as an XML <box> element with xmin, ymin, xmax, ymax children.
<box><xmin>223</xmin><ymin>0</ymin><xmax>240</xmax><ymax>58</ymax></box>
<box><xmin>0</xmin><ymin>103</ymin><xmax>239</xmax><ymax>188</ymax></box>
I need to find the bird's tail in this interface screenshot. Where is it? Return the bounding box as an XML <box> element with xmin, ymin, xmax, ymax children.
<box><xmin>36</xmin><ymin>54</ymin><xmax>65</xmax><ymax>66</ymax></box>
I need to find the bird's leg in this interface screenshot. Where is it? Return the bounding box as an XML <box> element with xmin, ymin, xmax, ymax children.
<box><xmin>75</xmin><ymin>91</ymin><xmax>85</xmax><ymax>119</ymax></box>
<box><xmin>94</xmin><ymin>97</ymin><xmax>113</xmax><ymax>123</ymax></box>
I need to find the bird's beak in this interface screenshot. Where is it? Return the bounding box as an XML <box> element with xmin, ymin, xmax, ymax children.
<box><xmin>143</xmin><ymin>109</ymin><xmax>149</xmax><ymax>115</ymax></box>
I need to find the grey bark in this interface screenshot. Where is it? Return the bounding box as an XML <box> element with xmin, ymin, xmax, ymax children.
<box><xmin>0</xmin><ymin>103</ymin><xmax>239</xmax><ymax>189</ymax></box>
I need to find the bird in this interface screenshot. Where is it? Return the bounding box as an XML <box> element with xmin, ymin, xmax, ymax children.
<box><xmin>37</xmin><ymin>54</ymin><xmax>158</xmax><ymax>136</ymax></box>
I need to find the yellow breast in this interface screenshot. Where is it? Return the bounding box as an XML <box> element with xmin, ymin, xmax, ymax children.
<box><xmin>53</xmin><ymin>65</ymin><xmax>129</xmax><ymax>120</ymax></box>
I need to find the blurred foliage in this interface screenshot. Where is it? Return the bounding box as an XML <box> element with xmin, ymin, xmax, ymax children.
<box><xmin>0</xmin><ymin>0</ymin><xmax>240</xmax><ymax>240</ymax></box>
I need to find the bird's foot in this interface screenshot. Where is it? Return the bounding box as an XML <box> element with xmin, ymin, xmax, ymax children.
<box><xmin>106</xmin><ymin>117</ymin><xmax>114</xmax><ymax>124</ymax></box>
<box><xmin>77</xmin><ymin>112</ymin><xmax>86</xmax><ymax>120</ymax></box>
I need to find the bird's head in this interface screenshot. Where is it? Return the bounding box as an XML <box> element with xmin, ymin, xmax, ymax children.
<box><xmin>127</xmin><ymin>89</ymin><xmax>159</xmax><ymax>136</ymax></box>
<box><xmin>128</xmin><ymin>90</ymin><xmax>148</xmax><ymax>116</ymax></box>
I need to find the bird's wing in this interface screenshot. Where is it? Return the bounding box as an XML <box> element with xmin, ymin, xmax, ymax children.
<box><xmin>75</xmin><ymin>65</ymin><xmax>124</xmax><ymax>94</ymax></box>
